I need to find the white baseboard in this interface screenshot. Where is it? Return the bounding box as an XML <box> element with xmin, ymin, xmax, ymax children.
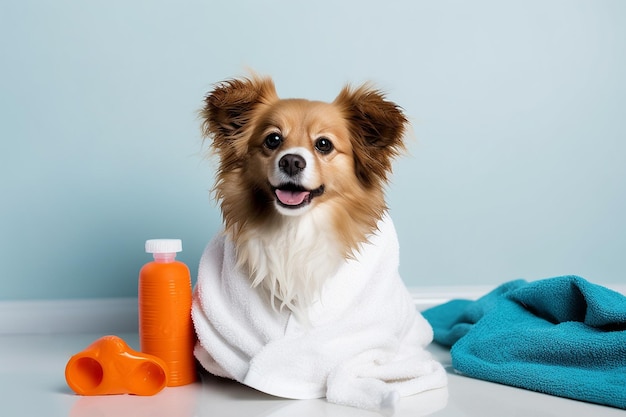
<box><xmin>0</xmin><ymin>298</ymin><xmax>138</xmax><ymax>335</ymax></box>
<box><xmin>1</xmin><ymin>284</ymin><xmax>623</xmax><ymax>334</ymax></box>
<box><xmin>411</xmin><ymin>283</ymin><xmax>626</xmax><ymax>311</ymax></box>
<box><xmin>0</xmin><ymin>288</ymin><xmax>454</xmax><ymax>335</ymax></box>
<box><xmin>0</xmin><ymin>289</ymin><xmax>477</xmax><ymax>335</ymax></box>
<box><xmin>409</xmin><ymin>285</ymin><xmax>496</xmax><ymax>311</ymax></box>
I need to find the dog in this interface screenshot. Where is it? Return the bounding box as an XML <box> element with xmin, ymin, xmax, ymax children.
<box><xmin>201</xmin><ymin>75</ymin><xmax>406</xmax><ymax>317</ymax></box>
<box><xmin>192</xmin><ymin>75</ymin><xmax>446</xmax><ymax>411</ymax></box>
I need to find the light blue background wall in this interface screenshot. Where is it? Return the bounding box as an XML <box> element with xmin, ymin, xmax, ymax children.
<box><xmin>1</xmin><ymin>0</ymin><xmax>625</xmax><ymax>301</ymax></box>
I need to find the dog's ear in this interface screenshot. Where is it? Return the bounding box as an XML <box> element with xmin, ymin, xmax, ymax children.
<box><xmin>334</xmin><ymin>84</ymin><xmax>407</xmax><ymax>188</ymax></box>
<box><xmin>201</xmin><ymin>76</ymin><xmax>278</xmax><ymax>148</ymax></box>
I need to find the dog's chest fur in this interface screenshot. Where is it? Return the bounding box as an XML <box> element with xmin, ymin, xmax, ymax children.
<box><xmin>234</xmin><ymin>210</ymin><xmax>346</xmax><ymax>316</ymax></box>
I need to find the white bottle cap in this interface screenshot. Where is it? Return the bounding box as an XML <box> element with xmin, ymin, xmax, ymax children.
<box><xmin>145</xmin><ymin>239</ymin><xmax>183</xmax><ymax>254</ymax></box>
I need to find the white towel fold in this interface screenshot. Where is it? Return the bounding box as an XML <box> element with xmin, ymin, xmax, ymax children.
<box><xmin>192</xmin><ymin>214</ymin><xmax>447</xmax><ymax>412</ymax></box>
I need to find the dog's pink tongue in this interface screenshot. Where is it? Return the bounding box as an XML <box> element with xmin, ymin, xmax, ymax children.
<box><xmin>276</xmin><ymin>189</ymin><xmax>310</xmax><ymax>206</ymax></box>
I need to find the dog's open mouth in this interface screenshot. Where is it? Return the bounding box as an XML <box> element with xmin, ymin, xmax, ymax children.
<box><xmin>272</xmin><ymin>183</ymin><xmax>325</xmax><ymax>209</ymax></box>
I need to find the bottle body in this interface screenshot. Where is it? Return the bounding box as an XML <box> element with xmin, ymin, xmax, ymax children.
<box><xmin>138</xmin><ymin>259</ymin><xmax>196</xmax><ymax>386</ymax></box>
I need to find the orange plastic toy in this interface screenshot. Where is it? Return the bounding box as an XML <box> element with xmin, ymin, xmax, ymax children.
<box><xmin>139</xmin><ymin>239</ymin><xmax>197</xmax><ymax>386</ymax></box>
<box><xmin>65</xmin><ymin>335</ymin><xmax>168</xmax><ymax>396</ymax></box>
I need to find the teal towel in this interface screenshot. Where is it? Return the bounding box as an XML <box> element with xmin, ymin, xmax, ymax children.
<box><xmin>422</xmin><ymin>275</ymin><xmax>626</xmax><ymax>409</ymax></box>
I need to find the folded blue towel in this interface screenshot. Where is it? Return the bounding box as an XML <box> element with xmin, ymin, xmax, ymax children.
<box><xmin>422</xmin><ymin>275</ymin><xmax>626</xmax><ymax>409</ymax></box>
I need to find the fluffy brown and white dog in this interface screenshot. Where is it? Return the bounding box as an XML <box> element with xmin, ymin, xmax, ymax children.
<box><xmin>201</xmin><ymin>75</ymin><xmax>406</xmax><ymax>316</ymax></box>
<box><xmin>192</xmin><ymin>75</ymin><xmax>446</xmax><ymax>411</ymax></box>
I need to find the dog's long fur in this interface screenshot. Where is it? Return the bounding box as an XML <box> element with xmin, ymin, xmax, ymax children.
<box><xmin>201</xmin><ymin>75</ymin><xmax>407</xmax><ymax>315</ymax></box>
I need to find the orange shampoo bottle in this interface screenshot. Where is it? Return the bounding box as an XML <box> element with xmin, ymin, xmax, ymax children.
<box><xmin>139</xmin><ymin>239</ymin><xmax>197</xmax><ymax>386</ymax></box>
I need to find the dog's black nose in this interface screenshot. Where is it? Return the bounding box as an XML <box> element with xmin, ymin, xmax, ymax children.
<box><xmin>279</xmin><ymin>154</ymin><xmax>306</xmax><ymax>177</ymax></box>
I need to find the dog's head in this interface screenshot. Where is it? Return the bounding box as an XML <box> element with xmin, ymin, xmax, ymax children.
<box><xmin>202</xmin><ymin>75</ymin><xmax>407</xmax><ymax>250</ymax></box>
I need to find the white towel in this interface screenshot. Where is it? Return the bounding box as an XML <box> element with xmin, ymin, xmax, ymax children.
<box><xmin>192</xmin><ymin>214</ymin><xmax>447</xmax><ymax>412</ymax></box>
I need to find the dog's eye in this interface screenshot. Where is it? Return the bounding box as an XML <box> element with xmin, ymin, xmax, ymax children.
<box><xmin>315</xmin><ymin>137</ymin><xmax>334</xmax><ymax>154</ymax></box>
<box><xmin>264</xmin><ymin>133</ymin><xmax>283</xmax><ymax>150</ymax></box>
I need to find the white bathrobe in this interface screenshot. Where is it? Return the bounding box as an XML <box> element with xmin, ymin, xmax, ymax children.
<box><xmin>192</xmin><ymin>214</ymin><xmax>447</xmax><ymax>411</ymax></box>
